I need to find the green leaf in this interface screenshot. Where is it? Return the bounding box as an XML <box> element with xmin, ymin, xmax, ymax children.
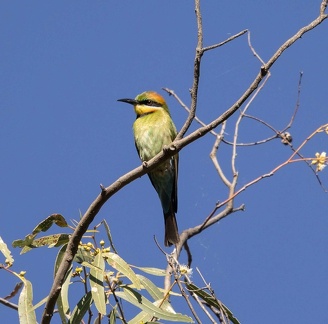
<box><xmin>32</xmin><ymin>214</ymin><xmax>68</xmax><ymax>234</ymax></box>
<box><xmin>0</xmin><ymin>236</ymin><xmax>14</xmax><ymax>264</ymax></box>
<box><xmin>18</xmin><ymin>279</ymin><xmax>37</xmax><ymax>324</ymax></box>
<box><xmin>104</xmin><ymin>252</ymin><xmax>141</xmax><ymax>290</ymax></box>
<box><xmin>48</xmin><ymin>234</ymin><xmax>70</xmax><ymax>248</ymax></box>
<box><xmin>32</xmin><ymin>295</ymin><xmax>48</xmax><ymax>311</ymax></box>
<box><xmin>136</xmin><ymin>274</ymin><xmax>164</xmax><ymax>301</ymax></box>
<box><xmin>54</xmin><ymin>243</ymin><xmax>66</xmax><ymax>275</ymax></box>
<box><xmin>127</xmin><ymin>274</ymin><xmax>167</xmax><ymax>323</ymax></box>
<box><xmin>74</xmin><ymin>246</ymin><xmax>95</xmax><ymax>264</ymax></box>
<box><xmin>132</xmin><ymin>265</ymin><xmax>166</xmax><ymax>276</ymax></box>
<box><xmin>108</xmin><ymin>309</ymin><xmax>116</xmax><ymax>324</ymax></box>
<box><xmin>186</xmin><ymin>283</ymin><xmax>240</xmax><ymax>324</ymax></box>
<box><xmin>55</xmin><ymin>244</ymin><xmax>71</xmax><ymax>323</ymax></box>
<box><xmin>58</xmin><ymin>269</ymin><xmax>72</xmax><ymax>323</ymax></box>
<box><xmin>68</xmin><ymin>291</ymin><xmax>92</xmax><ymax>324</ymax></box>
<box><xmin>12</xmin><ymin>234</ymin><xmax>37</xmax><ymax>249</ymax></box>
<box><xmin>13</xmin><ymin>233</ymin><xmax>69</xmax><ymax>254</ymax></box>
<box><xmin>12</xmin><ymin>215</ymin><xmax>69</xmax><ymax>253</ymax></box>
<box><xmin>90</xmin><ymin>251</ymin><xmax>107</xmax><ymax>315</ymax></box>
<box><xmin>128</xmin><ymin>310</ymin><xmax>153</xmax><ymax>324</ymax></box>
<box><xmin>19</xmin><ymin>234</ymin><xmax>70</xmax><ymax>254</ymax></box>
<box><xmin>116</xmin><ymin>287</ymin><xmax>193</xmax><ymax>323</ymax></box>
<box><xmin>93</xmin><ymin>315</ymin><xmax>102</xmax><ymax>324</ymax></box>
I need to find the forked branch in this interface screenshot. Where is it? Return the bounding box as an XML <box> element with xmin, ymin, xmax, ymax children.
<box><xmin>41</xmin><ymin>1</ymin><xmax>328</xmax><ymax>322</ymax></box>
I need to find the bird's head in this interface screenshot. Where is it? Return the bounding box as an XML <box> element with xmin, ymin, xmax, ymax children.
<box><xmin>118</xmin><ymin>91</ymin><xmax>170</xmax><ymax>117</ymax></box>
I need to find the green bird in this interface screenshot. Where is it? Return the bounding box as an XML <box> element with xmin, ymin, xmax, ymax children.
<box><xmin>118</xmin><ymin>91</ymin><xmax>179</xmax><ymax>246</ymax></box>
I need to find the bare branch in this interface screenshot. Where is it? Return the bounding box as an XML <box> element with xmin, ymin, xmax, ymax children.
<box><xmin>247</xmin><ymin>30</ymin><xmax>266</xmax><ymax>65</ymax></box>
<box><xmin>320</xmin><ymin>0</ymin><xmax>328</xmax><ymax>15</ymax></box>
<box><xmin>176</xmin><ymin>279</ymin><xmax>202</xmax><ymax>324</ymax></box>
<box><xmin>224</xmin><ymin>71</ymin><xmax>303</xmax><ymax>147</ymax></box>
<box><xmin>203</xmin><ymin>29</ymin><xmax>247</xmax><ymax>52</ymax></box>
<box><xmin>231</xmin><ymin>71</ymin><xmax>270</xmax><ymax>176</ymax></box>
<box><xmin>176</xmin><ymin>0</ymin><xmax>203</xmax><ymax>140</ymax></box>
<box><xmin>163</xmin><ymin>87</ymin><xmax>219</xmax><ymax>137</ymax></box>
<box><xmin>0</xmin><ymin>297</ymin><xmax>18</xmax><ymax>311</ymax></box>
<box><xmin>210</xmin><ymin>124</ymin><xmax>232</xmax><ymax>187</ymax></box>
<box><xmin>286</xmin><ymin>71</ymin><xmax>303</xmax><ymax>128</ymax></box>
<box><xmin>216</xmin><ymin>124</ymin><xmax>328</xmax><ymax>210</ymax></box>
<box><xmin>41</xmin><ymin>3</ymin><xmax>328</xmax><ymax>322</ymax></box>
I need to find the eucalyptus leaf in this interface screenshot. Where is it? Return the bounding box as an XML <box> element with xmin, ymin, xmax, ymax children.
<box><xmin>105</xmin><ymin>252</ymin><xmax>141</xmax><ymax>290</ymax></box>
<box><xmin>90</xmin><ymin>251</ymin><xmax>106</xmax><ymax>315</ymax></box>
<box><xmin>0</xmin><ymin>236</ymin><xmax>14</xmax><ymax>264</ymax></box>
<box><xmin>116</xmin><ymin>287</ymin><xmax>193</xmax><ymax>323</ymax></box>
<box><xmin>18</xmin><ymin>279</ymin><xmax>37</xmax><ymax>324</ymax></box>
<box><xmin>68</xmin><ymin>291</ymin><xmax>93</xmax><ymax>324</ymax></box>
<box><xmin>186</xmin><ymin>283</ymin><xmax>240</xmax><ymax>324</ymax></box>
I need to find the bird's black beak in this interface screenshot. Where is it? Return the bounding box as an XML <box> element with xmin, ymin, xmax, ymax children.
<box><xmin>117</xmin><ymin>98</ymin><xmax>138</xmax><ymax>105</ymax></box>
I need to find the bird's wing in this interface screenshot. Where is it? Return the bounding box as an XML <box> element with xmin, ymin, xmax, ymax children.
<box><xmin>172</xmin><ymin>154</ymin><xmax>178</xmax><ymax>213</ymax></box>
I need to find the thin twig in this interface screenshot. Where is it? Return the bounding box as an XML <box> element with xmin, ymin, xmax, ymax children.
<box><xmin>210</xmin><ymin>122</ymin><xmax>231</xmax><ymax>187</ymax></box>
<box><xmin>223</xmin><ymin>71</ymin><xmax>303</xmax><ymax>146</ymax></box>
<box><xmin>176</xmin><ymin>279</ymin><xmax>202</xmax><ymax>324</ymax></box>
<box><xmin>107</xmin><ymin>279</ymin><xmax>127</xmax><ymax>324</ymax></box>
<box><xmin>196</xmin><ymin>268</ymin><xmax>230</xmax><ymax>324</ymax></box>
<box><xmin>215</xmin><ymin>124</ymin><xmax>328</xmax><ymax>210</ymax></box>
<box><xmin>247</xmin><ymin>30</ymin><xmax>266</xmax><ymax>65</ymax></box>
<box><xmin>0</xmin><ymin>297</ymin><xmax>18</xmax><ymax>311</ymax></box>
<box><xmin>184</xmin><ymin>272</ymin><xmax>218</xmax><ymax>323</ymax></box>
<box><xmin>163</xmin><ymin>87</ymin><xmax>218</xmax><ymax>137</ymax></box>
<box><xmin>203</xmin><ymin>29</ymin><xmax>248</xmax><ymax>52</ymax></box>
<box><xmin>232</xmin><ymin>71</ymin><xmax>270</xmax><ymax>174</ymax></box>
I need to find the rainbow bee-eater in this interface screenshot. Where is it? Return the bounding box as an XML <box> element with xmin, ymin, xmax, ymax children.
<box><xmin>118</xmin><ymin>91</ymin><xmax>179</xmax><ymax>246</ymax></box>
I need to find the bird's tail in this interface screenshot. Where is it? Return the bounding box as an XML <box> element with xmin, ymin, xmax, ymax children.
<box><xmin>164</xmin><ymin>209</ymin><xmax>179</xmax><ymax>247</ymax></box>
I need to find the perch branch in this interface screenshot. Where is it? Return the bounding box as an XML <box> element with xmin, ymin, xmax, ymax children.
<box><xmin>42</xmin><ymin>1</ymin><xmax>328</xmax><ymax>322</ymax></box>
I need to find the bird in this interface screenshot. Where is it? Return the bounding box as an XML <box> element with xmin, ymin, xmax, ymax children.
<box><xmin>117</xmin><ymin>91</ymin><xmax>179</xmax><ymax>246</ymax></box>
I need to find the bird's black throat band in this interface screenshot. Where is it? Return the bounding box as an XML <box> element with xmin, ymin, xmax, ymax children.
<box><xmin>136</xmin><ymin>112</ymin><xmax>153</xmax><ymax>119</ymax></box>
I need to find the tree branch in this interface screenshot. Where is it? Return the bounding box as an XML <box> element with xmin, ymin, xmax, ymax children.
<box><xmin>41</xmin><ymin>1</ymin><xmax>328</xmax><ymax>322</ymax></box>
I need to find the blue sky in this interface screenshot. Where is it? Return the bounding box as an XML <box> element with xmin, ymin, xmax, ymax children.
<box><xmin>1</xmin><ymin>1</ymin><xmax>327</xmax><ymax>323</ymax></box>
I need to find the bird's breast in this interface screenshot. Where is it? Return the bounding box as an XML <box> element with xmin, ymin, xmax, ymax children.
<box><xmin>133</xmin><ymin>113</ymin><xmax>175</xmax><ymax>162</ymax></box>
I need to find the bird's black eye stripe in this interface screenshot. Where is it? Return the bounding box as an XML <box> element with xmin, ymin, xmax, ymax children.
<box><xmin>140</xmin><ymin>99</ymin><xmax>162</xmax><ymax>107</ymax></box>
